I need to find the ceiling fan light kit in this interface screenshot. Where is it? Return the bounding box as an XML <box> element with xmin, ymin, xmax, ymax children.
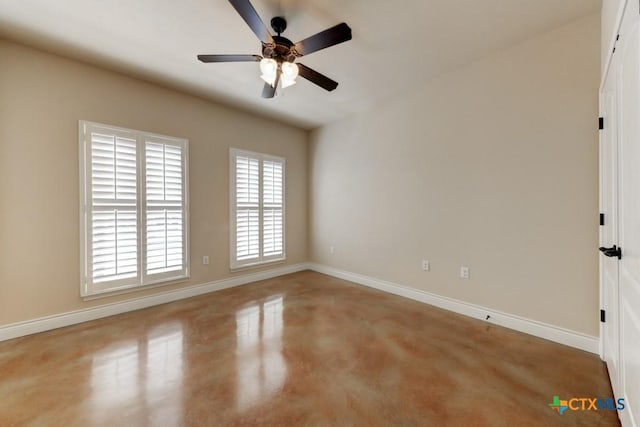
<box><xmin>197</xmin><ymin>0</ymin><xmax>352</xmax><ymax>99</ymax></box>
<box><xmin>259</xmin><ymin>58</ymin><xmax>298</xmax><ymax>89</ymax></box>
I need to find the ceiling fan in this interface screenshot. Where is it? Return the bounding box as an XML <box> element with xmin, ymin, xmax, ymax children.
<box><xmin>197</xmin><ymin>0</ymin><xmax>352</xmax><ymax>98</ymax></box>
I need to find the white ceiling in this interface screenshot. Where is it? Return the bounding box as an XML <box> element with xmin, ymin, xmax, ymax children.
<box><xmin>0</xmin><ymin>0</ymin><xmax>600</xmax><ymax>129</ymax></box>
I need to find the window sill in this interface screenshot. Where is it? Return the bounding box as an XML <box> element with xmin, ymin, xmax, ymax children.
<box><xmin>81</xmin><ymin>275</ymin><xmax>190</xmax><ymax>301</ymax></box>
<box><xmin>229</xmin><ymin>258</ymin><xmax>286</xmax><ymax>273</ymax></box>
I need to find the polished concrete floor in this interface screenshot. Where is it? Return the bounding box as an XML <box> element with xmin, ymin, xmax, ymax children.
<box><xmin>0</xmin><ymin>271</ymin><xmax>619</xmax><ymax>426</ymax></box>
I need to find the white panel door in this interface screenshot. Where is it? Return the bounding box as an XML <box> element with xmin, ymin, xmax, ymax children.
<box><xmin>615</xmin><ymin>2</ymin><xmax>640</xmax><ymax>425</ymax></box>
<box><xmin>600</xmin><ymin>45</ymin><xmax>620</xmax><ymax>397</ymax></box>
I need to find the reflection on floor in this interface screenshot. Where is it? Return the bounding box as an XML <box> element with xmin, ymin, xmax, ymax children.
<box><xmin>235</xmin><ymin>296</ymin><xmax>286</xmax><ymax>412</ymax></box>
<box><xmin>0</xmin><ymin>271</ymin><xmax>619</xmax><ymax>426</ymax></box>
<box><xmin>89</xmin><ymin>321</ymin><xmax>184</xmax><ymax>425</ymax></box>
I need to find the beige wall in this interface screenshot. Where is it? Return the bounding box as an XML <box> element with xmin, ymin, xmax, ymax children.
<box><xmin>309</xmin><ymin>14</ymin><xmax>601</xmax><ymax>335</ymax></box>
<box><xmin>0</xmin><ymin>39</ymin><xmax>307</xmax><ymax>326</ymax></box>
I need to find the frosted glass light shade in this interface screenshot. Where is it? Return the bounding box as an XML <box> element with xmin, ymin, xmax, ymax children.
<box><xmin>260</xmin><ymin>58</ymin><xmax>277</xmax><ymax>76</ymax></box>
<box><xmin>261</xmin><ymin>74</ymin><xmax>277</xmax><ymax>86</ymax></box>
<box><xmin>281</xmin><ymin>77</ymin><xmax>296</xmax><ymax>89</ymax></box>
<box><xmin>260</xmin><ymin>58</ymin><xmax>278</xmax><ymax>86</ymax></box>
<box><xmin>281</xmin><ymin>62</ymin><xmax>299</xmax><ymax>79</ymax></box>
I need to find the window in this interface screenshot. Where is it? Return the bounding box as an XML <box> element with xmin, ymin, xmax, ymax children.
<box><xmin>79</xmin><ymin>121</ymin><xmax>189</xmax><ymax>297</ymax></box>
<box><xmin>230</xmin><ymin>148</ymin><xmax>285</xmax><ymax>269</ymax></box>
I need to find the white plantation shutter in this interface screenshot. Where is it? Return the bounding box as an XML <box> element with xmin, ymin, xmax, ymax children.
<box><xmin>262</xmin><ymin>160</ymin><xmax>283</xmax><ymax>258</ymax></box>
<box><xmin>146</xmin><ymin>210</ymin><xmax>184</xmax><ymax>272</ymax></box>
<box><xmin>80</xmin><ymin>121</ymin><xmax>189</xmax><ymax>296</ymax></box>
<box><xmin>91</xmin><ymin>133</ymin><xmax>137</xmax><ymax>201</ymax></box>
<box><xmin>91</xmin><ymin>210</ymin><xmax>137</xmax><ymax>282</ymax></box>
<box><xmin>230</xmin><ymin>149</ymin><xmax>285</xmax><ymax>269</ymax></box>
<box><xmin>236</xmin><ymin>209</ymin><xmax>260</xmax><ymax>261</ymax></box>
<box><xmin>235</xmin><ymin>155</ymin><xmax>260</xmax><ymax>262</ymax></box>
<box><xmin>90</xmin><ymin>131</ymin><xmax>138</xmax><ymax>285</ymax></box>
<box><xmin>145</xmin><ymin>140</ymin><xmax>186</xmax><ymax>278</ymax></box>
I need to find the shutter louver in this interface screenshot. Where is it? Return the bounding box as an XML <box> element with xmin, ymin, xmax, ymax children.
<box><xmin>90</xmin><ymin>132</ymin><xmax>138</xmax><ymax>283</ymax></box>
<box><xmin>145</xmin><ymin>141</ymin><xmax>185</xmax><ymax>276</ymax></box>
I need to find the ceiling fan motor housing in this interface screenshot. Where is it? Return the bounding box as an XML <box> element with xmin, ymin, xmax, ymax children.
<box><xmin>262</xmin><ymin>17</ymin><xmax>297</xmax><ymax>63</ymax></box>
<box><xmin>263</xmin><ymin>36</ymin><xmax>296</xmax><ymax>63</ymax></box>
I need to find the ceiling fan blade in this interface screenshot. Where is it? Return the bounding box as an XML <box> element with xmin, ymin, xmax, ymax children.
<box><xmin>198</xmin><ymin>54</ymin><xmax>262</xmax><ymax>63</ymax></box>
<box><xmin>262</xmin><ymin>82</ymin><xmax>276</xmax><ymax>98</ymax></box>
<box><xmin>294</xmin><ymin>23</ymin><xmax>352</xmax><ymax>57</ymax></box>
<box><xmin>297</xmin><ymin>63</ymin><xmax>338</xmax><ymax>91</ymax></box>
<box><xmin>261</xmin><ymin>71</ymin><xmax>281</xmax><ymax>98</ymax></box>
<box><xmin>228</xmin><ymin>0</ymin><xmax>274</xmax><ymax>44</ymax></box>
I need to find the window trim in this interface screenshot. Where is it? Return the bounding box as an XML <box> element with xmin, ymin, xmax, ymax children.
<box><xmin>229</xmin><ymin>148</ymin><xmax>286</xmax><ymax>270</ymax></box>
<box><xmin>79</xmin><ymin>120</ymin><xmax>190</xmax><ymax>298</ymax></box>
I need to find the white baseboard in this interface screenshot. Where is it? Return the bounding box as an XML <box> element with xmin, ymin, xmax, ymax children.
<box><xmin>1</xmin><ymin>262</ymin><xmax>600</xmax><ymax>354</ymax></box>
<box><xmin>0</xmin><ymin>263</ymin><xmax>309</xmax><ymax>342</ymax></box>
<box><xmin>307</xmin><ymin>263</ymin><xmax>599</xmax><ymax>354</ymax></box>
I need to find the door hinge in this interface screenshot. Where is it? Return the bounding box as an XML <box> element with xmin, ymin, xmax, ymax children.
<box><xmin>600</xmin><ymin>213</ymin><xmax>605</xmax><ymax>226</ymax></box>
<box><xmin>599</xmin><ymin>117</ymin><xmax>604</xmax><ymax>130</ymax></box>
<box><xmin>600</xmin><ymin>309</ymin><xmax>606</xmax><ymax>323</ymax></box>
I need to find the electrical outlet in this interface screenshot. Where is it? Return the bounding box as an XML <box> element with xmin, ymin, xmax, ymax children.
<box><xmin>203</xmin><ymin>256</ymin><xmax>209</xmax><ymax>265</ymax></box>
<box><xmin>330</xmin><ymin>246</ymin><xmax>334</xmax><ymax>254</ymax></box>
<box><xmin>422</xmin><ymin>260</ymin><xmax>430</xmax><ymax>271</ymax></box>
<box><xmin>460</xmin><ymin>266</ymin><xmax>470</xmax><ymax>279</ymax></box>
